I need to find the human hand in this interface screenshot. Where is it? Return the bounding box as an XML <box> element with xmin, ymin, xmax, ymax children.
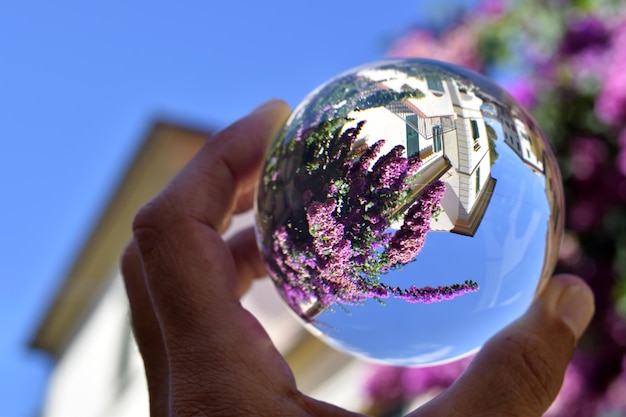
<box><xmin>121</xmin><ymin>100</ymin><xmax>595</xmax><ymax>417</ymax></box>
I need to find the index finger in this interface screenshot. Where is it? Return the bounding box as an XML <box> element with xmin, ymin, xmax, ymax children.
<box><xmin>159</xmin><ymin>99</ymin><xmax>291</xmax><ymax>233</ymax></box>
<box><xmin>129</xmin><ymin>100</ymin><xmax>290</xmax><ymax>330</ymax></box>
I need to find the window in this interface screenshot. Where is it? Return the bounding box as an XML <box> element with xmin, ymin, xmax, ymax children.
<box><xmin>432</xmin><ymin>125</ymin><xmax>443</xmax><ymax>153</ymax></box>
<box><xmin>475</xmin><ymin>167</ymin><xmax>481</xmax><ymax>195</ymax></box>
<box><xmin>426</xmin><ymin>75</ymin><xmax>445</xmax><ymax>94</ymax></box>
<box><xmin>406</xmin><ymin>114</ymin><xmax>420</xmax><ymax>157</ymax></box>
<box><xmin>471</xmin><ymin>119</ymin><xmax>480</xmax><ymax>139</ymax></box>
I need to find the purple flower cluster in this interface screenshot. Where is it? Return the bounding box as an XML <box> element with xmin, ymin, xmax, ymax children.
<box><xmin>551</xmin><ymin>14</ymin><xmax>626</xmax><ymax>124</ymax></box>
<box><xmin>559</xmin><ymin>16</ymin><xmax>611</xmax><ymax>56</ymax></box>
<box><xmin>386</xmin><ymin>24</ymin><xmax>481</xmax><ymax>71</ymax></box>
<box><xmin>262</xmin><ymin>117</ymin><xmax>478</xmax><ymax>317</ymax></box>
<box><xmin>370</xmin><ymin>145</ymin><xmax>412</xmax><ymax>191</ymax></box>
<box><xmin>386</xmin><ymin>181</ymin><xmax>446</xmax><ymax>267</ymax></box>
<box><xmin>386</xmin><ymin>280</ymin><xmax>479</xmax><ymax>304</ymax></box>
<box><xmin>306</xmin><ymin>198</ymin><xmax>361</xmax><ymax>295</ymax></box>
<box><xmin>595</xmin><ymin>19</ymin><xmax>626</xmax><ymax>125</ymax></box>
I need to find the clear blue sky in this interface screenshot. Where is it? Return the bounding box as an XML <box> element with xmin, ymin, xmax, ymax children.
<box><xmin>0</xmin><ymin>1</ymin><xmax>477</xmax><ymax>415</ymax></box>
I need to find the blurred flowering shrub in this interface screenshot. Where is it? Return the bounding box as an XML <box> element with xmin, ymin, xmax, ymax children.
<box><xmin>363</xmin><ymin>1</ymin><xmax>626</xmax><ymax>416</ymax></box>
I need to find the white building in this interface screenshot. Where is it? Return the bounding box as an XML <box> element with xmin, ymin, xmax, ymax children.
<box><xmin>346</xmin><ymin>72</ymin><xmax>496</xmax><ymax>237</ymax></box>
<box><xmin>514</xmin><ymin>118</ymin><xmax>545</xmax><ymax>173</ymax></box>
<box><xmin>486</xmin><ymin>100</ymin><xmax>545</xmax><ymax>175</ymax></box>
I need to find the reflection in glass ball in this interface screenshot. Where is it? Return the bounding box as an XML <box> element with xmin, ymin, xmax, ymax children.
<box><xmin>254</xmin><ymin>59</ymin><xmax>564</xmax><ymax>366</ymax></box>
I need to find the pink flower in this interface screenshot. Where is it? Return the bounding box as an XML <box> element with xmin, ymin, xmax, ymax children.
<box><xmin>568</xmin><ymin>136</ymin><xmax>608</xmax><ymax>181</ymax></box>
<box><xmin>386</xmin><ymin>181</ymin><xmax>445</xmax><ymax>267</ymax></box>
<box><xmin>597</xmin><ymin>356</ymin><xmax>626</xmax><ymax>414</ymax></box>
<box><xmin>550</xmin><ymin>15</ymin><xmax>614</xmax><ymax>89</ymax></box>
<box><xmin>544</xmin><ymin>359</ymin><xmax>586</xmax><ymax>416</ymax></box>
<box><xmin>596</xmin><ymin>19</ymin><xmax>626</xmax><ymax>124</ymax></box>
<box><xmin>386</xmin><ymin>23</ymin><xmax>482</xmax><ymax>71</ymax></box>
<box><xmin>352</xmin><ymin>139</ymin><xmax>385</xmax><ymax>174</ymax></box>
<box><xmin>504</xmin><ymin>78</ymin><xmax>537</xmax><ymax>109</ymax></box>
<box><xmin>478</xmin><ymin>0</ymin><xmax>507</xmax><ymax>17</ymax></box>
<box><xmin>560</xmin><ymin>15</ymin><xmax>611</xmax><ymax>56</ymax></box>
<box><xmin>371</xmin><ymin>145</ymin><xmax>409</xmax><ymax>191</ymax></box>
<box><xmin>618</xmin><ymin>129</ymin><xmax>626</xmax><ymax>176</ymax></box>
<box><xmin>568</xmin><ymin>200</ymin><xmax>600</xmax><ymax>232</ymax></box>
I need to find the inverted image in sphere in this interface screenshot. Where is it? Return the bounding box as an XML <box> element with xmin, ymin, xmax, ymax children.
<box><xmin>254</xmin><ymin>58</ymin><xmax>564</xmax><ymax>366</ymax></box>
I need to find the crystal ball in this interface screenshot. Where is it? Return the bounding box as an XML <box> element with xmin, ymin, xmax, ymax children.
<box><xmin>254</xmin><ymin>58</ymin><xmax>564</xmax><ymax>366</ymax></box>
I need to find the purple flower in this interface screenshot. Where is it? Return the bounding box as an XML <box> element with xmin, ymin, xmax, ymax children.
<box><xmin>302</xmin><ymin>189</ymin><xmax>313</xmax><ymax>205</ymax></box>
<box><xmin>347</xmin><ymin>176</ymin><xmax>367</xmax><ymax>197</ymax></box>
<box><xmin>307</xmin><ymin>199</ymin><xmax>344</xmax><ymax>253</ymax></box>
<box><xmin>504</xmin><ymin>78</ymin><xmax>538</xmax><ymax>109</ymax></box>
<box><xmin>560</xmin><ymin>16</ymin><xmax>611</xmax><ymax>56</ymax></box>
<box><xmin>386</xmin><ymin>181</ymin><xmax>446</xmax><ymax>267</ymax></box>
<box><xmin>568</xmin><ymin>200</ymin><xmax>600</xmax><ymax>232</ymax></box>
<box><xmin>568</xmin><ymin>136</ymin><xmax>608</xmax><ymax>181</ymax></box>
<box><xmin>387</xmin><ymin>25</ymin><xmax>482</xmax><ymax>71</ymax></box>
<box><xmin>618</xmin><ymin>129</ymin><xmax>626</xmax><ymax>176</ymax></box>
<box><xmin>478</xmin><ymin>0</ymin><xmax>507</xmax><ymax>17</ymax></box>
<box><xmin>596</xmin><ymin>19</ymin><xmax>626</xmax><ymax>124</ymax></box>
<box><xmin>352</xmin><ymin>139</ymin><xmax>385</xmax><ymax>174</ymax></box>
<box><xmin>406</xmin><ymin>155</ymin><xmax>423</xmax><ymax>176</ymax></box>
<box><xmin>388</xmin><ymin>281</ymin><xmax>479</xmax><ymax>304</ymax></box>
<box><xmin>600</xmin><ymin>357</ymin><xmax>626</xmax><ymax>413</ymax></box>
<box><xmin>370</xmin><ymin>145</ymin><xmax>409</xmax><ymax>192</ymax></box>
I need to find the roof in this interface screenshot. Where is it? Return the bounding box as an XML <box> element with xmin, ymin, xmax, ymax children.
<box><xmin>31</xmin><ymin>121</ymin><xmax>210</xmax><ymax>357</ymax></box>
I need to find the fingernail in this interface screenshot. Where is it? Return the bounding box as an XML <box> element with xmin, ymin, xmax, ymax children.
<box><xmin>555</xmin><ymin>282</ymin><xmax>595</xmax><ymax>338</ymax></box>
<box><xmin>252</xmin><ymin>99</ymin><xmax>286</xmax><ymax>115</ymax></box>
<box><xmin>250</xmin><ymin>99</ymin><xmax>290</xmax><ymax>146</ymax></box>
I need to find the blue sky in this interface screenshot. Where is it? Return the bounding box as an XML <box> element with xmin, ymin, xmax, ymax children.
<box><xmin>0</xmin><ymin>1</ymin><xmax>478</xmax><ymax>415</ymax></box>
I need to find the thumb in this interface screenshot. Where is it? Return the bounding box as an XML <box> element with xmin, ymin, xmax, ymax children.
<box><xmin>415</xmin><ymin>274</ymin><xmax>594</xmax><ymax>417</ymax></box>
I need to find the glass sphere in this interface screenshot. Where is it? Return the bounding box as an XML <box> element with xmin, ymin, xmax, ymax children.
<box><xmin>254</xmin><ymin>59</ymin><xmax>564</xmax><ymax>366</ymax></box>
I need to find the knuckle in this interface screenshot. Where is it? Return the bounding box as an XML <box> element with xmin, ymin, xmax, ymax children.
<box><xmin>131</xmin><ymin>195</ymin><xmax>178</xmax><ymax>254</ymax></box>
<box><xmin>520</xmin><ymin>340</ymin><xmax>555</xmax><ymax>405</ymax></box>
<box><xmin>502</xmin><ymin>330</ymin><xmax>564</xmax><ymax>407</ymax></box>
<box><xmin>200</xmin><ymin>158</ymin><xmax>237</xmax><ymax>227</ymax></box>
<box><xmin>120</xmin><ymin>243</ymin><xmax>137</xmax><ymax>278</ymax></box>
